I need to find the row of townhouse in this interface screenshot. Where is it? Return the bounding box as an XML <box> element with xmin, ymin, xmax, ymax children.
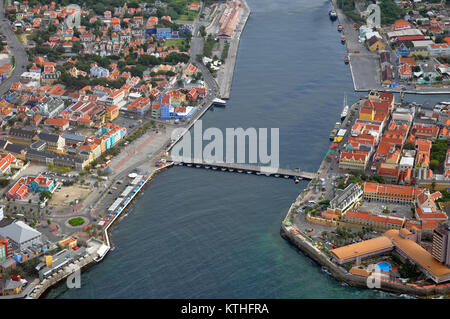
<box><xmin>338</xmin><ymin>90</ymin><xmax>395</xmax><ymax>173</ymax></box>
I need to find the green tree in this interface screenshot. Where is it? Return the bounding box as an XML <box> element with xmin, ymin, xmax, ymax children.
<box><xmin>430</xmin><ymin>159</ymin><xmax>440</xmax><ymax>170</ymax></box>
<box><xmin>40</xmin><ymin>190</ymin><xmax>52</xmax><ymax>202</ymax></box>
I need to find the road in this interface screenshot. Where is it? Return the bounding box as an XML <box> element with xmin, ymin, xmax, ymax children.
<box><xmin>0</xmin><ymin>0</ymin><xmax>28</xmax><ymax>96</ymax></box>
<box><xmin>188</xmin><ymin>1</ymin><xmax>221</xmax><ymax>95</ymax></box>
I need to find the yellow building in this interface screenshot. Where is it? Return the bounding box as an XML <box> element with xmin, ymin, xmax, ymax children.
<box><xmin>58</xmin><ymin>237</ymin><xmax>78</xmax><ymax>249</ymax></box>
<box><xmin>367</xmin><ymin>36</ymin><xmax>386</xmax><ymax>52</ymax></box>
<box><xmin>95</xmin><ymin>112</ymin><xmax>106</xmax><ymax>125</ymax></box>
<box><xmin>106</xmin><ymin>105</ymin><xmax>119</xmax><ymax>122</ymax></box>
<box><xmin>45</xmin><ymin>255</ymin><xmax>53</xmax><ymax>267</ymax></box>
<box><xmin>359</xmin><ymin>107</ymin><xmax>375</xmax><ymax>120</ymax></box>
<box><xmin>2</xmin><ymin>280</ymin><xmax>23</xmax><ymax>295</ymax></box>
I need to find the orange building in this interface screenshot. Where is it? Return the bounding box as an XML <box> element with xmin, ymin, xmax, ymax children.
<box><xmin>363</xmin><ymin>182</ymin><xmax>424</xmax><ymax>204</ymax></box>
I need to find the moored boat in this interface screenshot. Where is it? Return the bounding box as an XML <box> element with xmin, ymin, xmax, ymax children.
<box><xmin>329</xmin><ymin>129</ymin><xmax>337</xmax><ymax>141</ymax></box>
<box><xmin>344</xmin><ymin>55</ymin><xmax>349</xmax><ymax>64</ymax></box>
<box><xmin>329</xmin><ymin>10</ymin><xmax>337</xmax><ymax>20</ymax></box>
<box><xmin>340</xmin><ymin>93</ymin><xmax>349</xmax><ymax>120</ymax></box>
<box><xmin>338</xmin><ymin>24</ymin><xmax>343</xmax><ymax>32</ymax></box>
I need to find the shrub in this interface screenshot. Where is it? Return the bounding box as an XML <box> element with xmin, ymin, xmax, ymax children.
<box><xmin>68</xmin><ymin>217</ymin><xmax>85</xmax><ymax>227</ymax></box>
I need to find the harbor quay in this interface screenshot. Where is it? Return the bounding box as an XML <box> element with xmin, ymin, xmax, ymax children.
<box><xmin>215</xmin><ymin>0</ymin><xmax>251</xmax><ymax>99</ymax></box>
<box><xmin>331</xmin><ymin>0</ymin><xmax>450</xmax><ymax>95</ymax></box>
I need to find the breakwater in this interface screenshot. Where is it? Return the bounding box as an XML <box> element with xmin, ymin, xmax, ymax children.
<box><xmin>280</xmin><ymin>224</ymin><xmax>450</xmax><ymax>297</ymax></box>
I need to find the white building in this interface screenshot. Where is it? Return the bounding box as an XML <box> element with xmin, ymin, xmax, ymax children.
<box><xmin>399</xmin><ymin>157</ymin><xmax>415</xmax><ymax>170</ymax></box>
<box><xmin>20</xmin><ymin>71</ymin><xmax>40</xmax><ymax>83</ymax></box>
<box><xmin>428</xmin><ymin>43</ymin><xmax>450</xmax><ymax>56</ymax></box>
<box><xmin>0</xmin><ymin>221</ymin><xmax>41</xmax><ymax>250</ymax></box>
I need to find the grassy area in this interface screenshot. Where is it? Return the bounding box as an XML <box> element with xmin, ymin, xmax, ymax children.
<box><xmin>164</xmin><ymin>0</ymin><xmax>200</xmax><ymax>21</ymax></box>
<box><xmin>163</xmin><ymin>38</ymin><xmax>190</xmax><ymax>51</ymax></box>
<box><xmin>15</xmin><ymin>33</ymin><xmax>27</xmax><ymax>46</ymax></box>
<box><xmin>48</xmin><ymin>164</ymin><xmax>71</xmax><ymax>173</ymax></box>
<box><xmin>178</xmin><ymin>11</ymin><xmax>199</xmax><ymax>21</ymax></box>
<box><xmin>203</xmin><ymin>34</ymin><xmax>216</xmax><ymax>58</ymax></box>
<box><xmin>68</xmin><ymin>217</ymin><xmax>85</xmax><ymax>227</ymax></box>
<box><xmin>221</xmin><ymin>41</ymin><xmax>230</xmax><ymax>62</ymax></box>
<box><xmin>163</xmin><ymin>38</ymin><xmax>184</xmax><ymax>48</ymax></box>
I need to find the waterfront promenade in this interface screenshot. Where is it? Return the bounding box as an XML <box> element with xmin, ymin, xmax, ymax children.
<box><xmin>215</xmin><ymin>0</ymin><xmax>251</xmax><ymax>99</ymax></box>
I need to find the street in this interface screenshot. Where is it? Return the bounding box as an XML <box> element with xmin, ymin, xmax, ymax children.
<box><xmin>0</xmin><ymin>0</ymin><xmax>28</xmax><ymax>96</ymax></box>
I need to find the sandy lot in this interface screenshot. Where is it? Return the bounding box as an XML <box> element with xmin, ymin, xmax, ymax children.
<box><xmin>49</xmin><ymin>184</ymin><xmax>92</xmax><ymax>206</ymax></box>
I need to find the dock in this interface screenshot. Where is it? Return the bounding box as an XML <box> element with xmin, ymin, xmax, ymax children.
<box><xmin>216</xmin><ymin>0</ymin><xmax>250</xmax><ymax>99</ymax></box>
<box><xmin>94</xmin><ymin>164</ymin><xmax>173</xmax><ymax>262</ymax></box>
<box><xmin>172</xmin><ymin>159</ymin><xmax>317</xmax><ymax>180</ymax></box>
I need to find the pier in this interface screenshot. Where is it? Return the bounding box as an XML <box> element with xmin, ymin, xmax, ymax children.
<box><xmin>171</xmin><ymin>159</ymin><xmax>316</xmax><ymax>180</ymax></box>
<box><xmin>216</xmin><ymin>0</ymin><xmax>251</xmax><ymax>99</ymax></box>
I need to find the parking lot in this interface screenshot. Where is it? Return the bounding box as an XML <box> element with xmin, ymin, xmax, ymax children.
<box><xmin>113</xmin><ymin>112</ymin><xmax>145</xmax><ymax>133</ymax></box>
<box><xmin>349</xmin><ymin>53</ymin><xmax>381</xmax><ymax>91</ymax></box>
<box><xmin>358</xmin><ymin>200</ymin><xmax>415</xmax><ymax>219</ymax></box>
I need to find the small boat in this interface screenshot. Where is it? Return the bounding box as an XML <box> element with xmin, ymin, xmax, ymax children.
<box><xmin>274</xmin><ymin>174</ymin><xmax>280</xmax><ymax>178</ymax></box>
<box><xmin>212</xmin><ymin>98</ymin><xmax>226</xmax><ymax>106</ymax></box>
<box><xmin>221</xmin><ymin>167</ymin><xmax>227</xmax><ymax>171</ymax></box>
<box><xmin>295</xmin><ymin>178</ymin><xmax>300</xmax><ymax>184</ymax></box>
<box><xmin>344</xmin><ymin>55</ymin><xmax>349</xmax><ymax>64</ymax></box>
<box><xmin>338</xmin><ymin>24</ymin><xmax>343</xmax><ymax>32</ymax></box>
<box><xmin>340</xmin><ymin>93</ymin><xmax>349</xmax><ymax>120</ymax></box>
<box><xmin>237</xmin><ymin>169</ymin><xmax>243</xmax><ymax>173</ymax></box>
<box><xmin>334</xmin><ymin>122</ymin><xmax>341</xmax><ymax>129</ymax></box>
<box><xmin>329</xmin><ymin>129</ymin><xmax>337</xmax><ymax>141</ymax></box>
<box><xmin>341</xmin><ymin>35</ymin><xmax>346</xmax><ymax>44</ymax></box>
<box><xmin>329</xmin><ymin>10</ymin><xmax>337</xmax><ymax>20</ymax></box>
<box><xmin>212</xmin><ymin>166</ymin><xmax>218</xmax><ymax>170</ymax></box>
